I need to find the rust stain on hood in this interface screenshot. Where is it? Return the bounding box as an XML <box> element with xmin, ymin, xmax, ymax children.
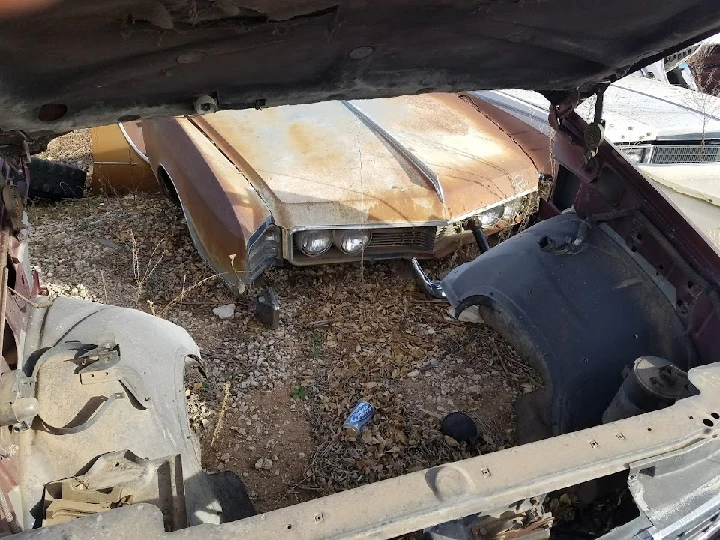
<box><xmin>193</xmin><ymin>93</ymin><xmax>538</xmax><ymax>229</ymax></box>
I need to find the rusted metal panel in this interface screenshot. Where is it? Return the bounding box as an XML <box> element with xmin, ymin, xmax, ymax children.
<box><xmin>23</xmin><ymin>366</ymin><xmax>718</xmax><ymax>540</ymax></box>
<box><xmin>192</xmin><ymin>93</ymin><xmax>539</xmax><ymax>230</ymax></box>
<box><xmin>459</xmin><ymin>92</ymin><xmax>555</xmax><ymax>178</ymax></box>
<box><xmin>141</xmin><ymin>117</ymin><xmax>273</xmax><ymax>287</ymax></box>
<box><xmin>89</xmin><ymin>124</ymin><xmax>157</xmax><ymax>195</ymax></box>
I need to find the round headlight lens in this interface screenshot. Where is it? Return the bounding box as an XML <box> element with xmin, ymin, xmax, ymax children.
<box><xmin>478</xmin><ymin>205</ymin><xmax>504</xmax><ymax>228</ymax></box>
<box><xmin>294</xmin><ymin>230</ymin><xmax>332</xmax><ymax>256</ymax></box>
<box><xmin>333</xmin><ymin>229</ymin><xmax>370</xmax><ymax>254</ymax></box>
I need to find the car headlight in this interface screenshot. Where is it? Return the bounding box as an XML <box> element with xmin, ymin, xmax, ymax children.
<box><xmin>294</xmin><ymin>230</ymin><xmax>332</xmax><ymax>256</ymax></box>
<box><xmin>503</xmin><ymin>198</ymin><xmax>524</xmax><ymax>220</ymax></box>
<box><xmin>621</xmin><ymin>146</ymin><xmax>646</xmax><ymax>163</ymax></box>
<box><xmin>333</xmin><ymin>229</ymin><xmax>370</xmax><ymax>254</ymax></box>
<box><xmin>478</xmin><ymin>205</ymin><xmax>504</xmax><ymax>228</ymax></box>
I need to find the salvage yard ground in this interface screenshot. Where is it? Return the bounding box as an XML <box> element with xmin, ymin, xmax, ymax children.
<box><xmin>29</xmin><ymin>132</ymin><xmax>539</xmax><ymax>514</ymax></box>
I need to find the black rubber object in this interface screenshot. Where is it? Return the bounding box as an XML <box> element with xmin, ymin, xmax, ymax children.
<box><xmin>27</xmin><ymin>158</ymin><xmax>86</xmax><ymax>200</ymax></box>
<box><xmin>441</xmin><ymin>412</ymin><xmax>478</xmax><ymax>444</ymax></box>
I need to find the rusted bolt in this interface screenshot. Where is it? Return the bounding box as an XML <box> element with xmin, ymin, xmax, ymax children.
<box><xmin>616</xmin><ymin>433</ymin><xmax>626</xmax><ymax>440</ymax></box>
<box><xmin>314</xmin><ymin>513</ymin><xmax>323</xmax><ymax>523</ymax></box>
<box><xmin>589</xmin><ymin>440</ymin><xmax>599</xmax><ymax>449</ymax></box>
<box><xmin>481</xmin><ymin>468</ymin><xmax>491</xmax><ymax>477</ymax></box>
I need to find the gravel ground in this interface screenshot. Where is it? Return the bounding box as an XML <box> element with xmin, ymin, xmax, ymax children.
<box><xmin>29</xmin><ymin>133</ymin><xmax>540</xmax><ymax>515</ymax></box>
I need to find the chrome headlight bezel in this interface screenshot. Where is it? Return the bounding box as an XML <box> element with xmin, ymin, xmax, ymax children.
<box><xmin>618</xmin><ymin>144</ymin><xmax>652</xmax><ymax>164</ymax></box>
<box><xmin>333</xmin><ymin>229</ymin><xmax>371</xmax><ymax>254</ymax></box>
<box><xmin>477</xmin><ymin>205</ymin><xmax>505</xmax><ymax>228</ymax></box>
<box><xmin>502</xmin><ymin>198</ymin><xmax>524</xmax><ymax>221</ymax></box>
<box><xmin>294</xmin><ymin>230</ymin><xmax>333</xmax><ymax>256</ymax></box>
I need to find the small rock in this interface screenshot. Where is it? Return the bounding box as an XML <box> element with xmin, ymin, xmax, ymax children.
<box><xmin>220</xmin><ymin>453</ymin><xmax>230</xmax><ymax>462</ymax></box>
<box><xmin>254</xmin><ymin>458</ymin><xmax>273</xmax><ymax>470</ymax></box>
<box><xmin>213</xmin><ymin>304</ymin><xmax>236</xmax><ymax>319</ymax></box>
<box><xmin>444</xmin><ymin>435</ymin><xmax>460</xmax><ymax>447</ymax></box>
<box><xmin>407</xmin><ymin>370</ymin><xmax>420</xmax><ymax>378</ymax></box>
<box><xmin>298</xmin><ymin>452</ymin><xmax>306</xmax><ymax>458</ymax></box>
<box><xmin>201</xmin><ymin>418</ymin><xmax>210</xmax><ymax>429</ymax></box>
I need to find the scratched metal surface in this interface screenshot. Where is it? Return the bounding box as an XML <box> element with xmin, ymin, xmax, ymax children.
<box><xmin>193</xmin><ymin>93</ymin><xmax>538</xmax><ymax>228</ymax></box>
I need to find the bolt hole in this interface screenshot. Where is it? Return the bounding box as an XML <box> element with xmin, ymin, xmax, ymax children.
<box><xmin>712</xmin><ymin>412</ymin><xmax>720</xmax><ymax>420</ymax></box>
<box><xmin>688</xmin><ymin>280</ymin><xmax>695</xmax><ymax>289</ymax></box>
<box><xmin>314</xmin><ymin>514</ymin><xmax>323</xmax><ymax>522</ymax></box>
<box><xmin>689</xmin><ymin>415</ymin><xmax>694</xmax><ymax>420</ymax></box>
<box><xmin>38</xmin><ymin>103</ymin><xmax>68</xmax><ymax>122</ymax></box>
<box><xmin>287</xmin><ymin>524</ymin><xmax>292</xmax><ymax>530</ymax></box>
<box><xmin>659</xmin><ymin>264</ymin><xmax>665</xmax><ymax>271</ymax></box>
<box><xmin>676</xmin><ymin>299</ymin><xmax>684</xmax><ymax>307</ymax></box>
<box><xmin>646</xmin><ymin>427</ymin><xmax>652</xmax><ymax>432</ymax></box>
<box><xmin>630</xmin><ymin>245</ymin><xmax>637</xmax><ymax>252</ymax></box>
<box><xmin>636</xmin><ymin>232</ymin><xmax>643</xmax><ymax>241</ymax></box>
<box><xmin>703</xmin><ymin>418</ymin><xmax>715</xmax><ymax>427</ymax></box>
<box><xmin>114</xmin><ymin>462</ymin><xmax>120</xmax><ymax>467</ymax></box>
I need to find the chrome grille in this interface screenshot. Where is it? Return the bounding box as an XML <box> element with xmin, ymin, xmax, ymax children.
<box><xmin>368</xmin><ymin>227</ymin><xmax>436</xmax><ymax>251</ymax></box>
<box><xmin>435</xmin><ymin>224</ymin><xmax>457</xmax><ymax>239</ymax></box>
<box><xmin>246</xmin><ymin>225</ymin><xmax>281</xmax><ymax>282</ymax></box>
<box><xmin>649</xmin><ymin>145</ymin><xmax>720</xmax><ymax>164</ymax></box>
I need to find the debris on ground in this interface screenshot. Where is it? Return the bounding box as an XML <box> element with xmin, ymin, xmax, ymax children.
<box><xmin>213</xmin><ymin>304</ymin><xmax>236</xmax><ymax>319</ymax></box>
<box><xmin>29</xmin><ymin>188</ymin><xmax>540</xmax><ymax>512</ymax></box>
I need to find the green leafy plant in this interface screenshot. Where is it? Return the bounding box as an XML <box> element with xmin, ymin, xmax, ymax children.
<box><xmin>309</xmin><ymin>331</ymin><xmax>323</xmax><ymax>359</ymax></box>
<box><xmin>290</xmin><ymin>382</ymin><xmax>308</xmax><ymax>400</ymax></box>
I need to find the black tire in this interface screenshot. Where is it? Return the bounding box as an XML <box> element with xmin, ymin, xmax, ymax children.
<box><xmin>27</xmin><ymin>158</ymin><xmax>86</xmax><ymax>200</ymax></box>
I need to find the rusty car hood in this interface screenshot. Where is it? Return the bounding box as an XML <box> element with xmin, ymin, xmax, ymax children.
<box><xmin>191</xmin><ymin>93</ymin><xmax>538</xmax><ymax>228</ymax></box>
<box><xmin>1</xmin><ymin>0</ymin><xmax>720</xmax><ymax>144</ymax></box>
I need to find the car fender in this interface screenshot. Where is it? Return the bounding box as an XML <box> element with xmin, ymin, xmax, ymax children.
<box><xmin>141</xmin><ymin>117</ymin><xmax>277</xmax><ymax>289</ymax></box>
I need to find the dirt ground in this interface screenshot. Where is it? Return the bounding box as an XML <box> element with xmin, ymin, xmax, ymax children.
<box><xmin>28</xmin><ymin>133</ymin><xmax>539</xmax><ymax>514</ymax></box>
<box><xmin>28</xmin><ymin>194</ymin><xmax>539</xmax><ymax>512</ymax></box>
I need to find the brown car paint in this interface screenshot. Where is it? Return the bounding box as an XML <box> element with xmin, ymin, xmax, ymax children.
<box><xmin>192</xmin><ymin>93</ymin><xmax>538</xmax><ymax>230</ymax></box>
<box><xmin>141</xmin><ymin>117</ymin><xmax>272</xmax><ymax>287</ymax></box>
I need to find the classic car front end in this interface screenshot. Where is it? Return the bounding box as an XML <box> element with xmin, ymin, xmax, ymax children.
<box><xmin>285</xmin><ymin>190</ymin><xmax>533</xmax><ymax>266</ymax></box>
<box><xmin>120</xmin><ymin>93</ymin><xmax>542</xmax><ymax>291</ymax></box>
